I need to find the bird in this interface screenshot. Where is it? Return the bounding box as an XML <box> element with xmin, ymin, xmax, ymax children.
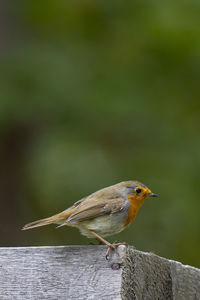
<box><xmin>22</xmin><ymin>180</ymin><xmax>157</xmax><ymax>258</ymax></box>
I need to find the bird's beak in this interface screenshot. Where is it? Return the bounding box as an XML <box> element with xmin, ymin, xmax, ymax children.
<box><xmin>150</xmin><ymin>192</ymin><xmax>158</xmax><ymax>197</ymax></box>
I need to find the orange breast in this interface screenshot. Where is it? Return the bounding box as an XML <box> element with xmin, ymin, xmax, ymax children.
<box><xmin>124</xmin><ymin>194</ymin><xmax>144</xmax><ymax>227</ymax></box>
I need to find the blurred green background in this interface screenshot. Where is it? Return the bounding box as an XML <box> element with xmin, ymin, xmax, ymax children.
<box><xmin>0</xmin><ymin>1</ymin><xmax>200</xmax><ymax>268</ymax></box>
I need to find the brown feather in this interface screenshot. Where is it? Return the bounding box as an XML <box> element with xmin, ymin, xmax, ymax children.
<box><xmin>22</xmin><ymin>208</ymin><xmax>77</xmax><ymax>230</ymax></box>
<box><xmin>65</xmin><ymin>190</ymin><xmax>126</xmax><ymax>224</ymax></box>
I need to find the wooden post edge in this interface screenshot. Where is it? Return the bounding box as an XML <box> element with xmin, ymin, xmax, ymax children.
<box><xmin>0</xmin><ymin>245</ymin><xmax>199</xmax><ymax>300</ymax></box>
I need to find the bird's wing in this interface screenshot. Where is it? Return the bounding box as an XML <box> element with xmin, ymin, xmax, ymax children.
<box><xmin>65</xmin><ymin>190</ymin><xmax>127</xmax><ymax>224</ymax></box>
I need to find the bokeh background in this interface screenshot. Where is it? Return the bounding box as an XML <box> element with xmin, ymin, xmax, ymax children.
<box><xmin>0</xmin><ymin>1</ymin><xmax>200</xmax><ymax>268</ymax></box>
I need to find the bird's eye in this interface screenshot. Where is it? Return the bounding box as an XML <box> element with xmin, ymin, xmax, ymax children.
<box><xmin>136</xmin><ymin>188</ymin><xmax>142</xmax><ymax>194</ymax></box>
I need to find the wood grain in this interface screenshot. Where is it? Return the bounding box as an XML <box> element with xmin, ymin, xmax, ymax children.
<box><xmin>0</xmin><ymin>245</ymin><xmax>125</xmax><ymax>300</ymax></box>
<box><xmin>0</xmin><ymin>245</ymin><xmax>199</xmax><ymax>300</ymax></box>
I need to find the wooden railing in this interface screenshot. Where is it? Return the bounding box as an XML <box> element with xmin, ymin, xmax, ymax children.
<box><xmin>0</xmin><ymin>245</ymin><xmax>199</xmax><ymax>299</ymax></box>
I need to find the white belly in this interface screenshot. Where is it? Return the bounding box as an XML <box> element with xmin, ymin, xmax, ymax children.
<box><xmin>69</xmin><ymin>211</ymin><xmax>128</xmax><ymax>238</ymax></box>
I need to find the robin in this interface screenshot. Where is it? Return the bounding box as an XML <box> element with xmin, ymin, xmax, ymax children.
<box><xmin>22</xmin><ymin>180</ymin><xmax>157</xmax><ymax>258</ymax></box>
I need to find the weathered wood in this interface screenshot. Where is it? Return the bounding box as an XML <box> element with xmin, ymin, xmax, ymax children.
<box><xmin>0</xmin><ymin>246</ymin><xmax>199</xmax><ymax>300</ymax></box>
<box><xmin>121</xmin><ymin>247</ymin><xmax>200</xmax><ymax>300</ymax></box>
<box><xmin>0</xmin><ymin>245</ymin><xmax>125</xmax><ymax>300</ymax></box>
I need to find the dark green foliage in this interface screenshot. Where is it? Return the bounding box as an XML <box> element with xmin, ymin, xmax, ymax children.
<box><xmin>0</xmin><ymin>0</ymin><xmax>200</xmax><ymax>267</ymax></box>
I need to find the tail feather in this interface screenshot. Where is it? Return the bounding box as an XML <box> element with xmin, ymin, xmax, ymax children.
<box><xmin>22</xmin><ymin>216</ymin><xmax>56</xmax><ymax>230</ymax></box>
<box><xmin>22</xmin><ymin>208</ymin><xmax>76</xmax><ymax>230</ymax></box>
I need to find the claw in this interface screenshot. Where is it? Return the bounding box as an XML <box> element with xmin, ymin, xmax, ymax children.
<box><xmin>88</xmin><ymin>230</ymin><xmax>127</xmax><ymax>260</ymax></box>
<box><xmin>113</xmin><ymin>241</ymin><xmax>128</xmax><ymax>246</ymax></box>
<box><xmin>105</xmin><ymin>242</ymin><xmax>127</xmax><ymax>259</ymax></box>
<box><xmin>105</xmin><ymin>244</ymin><xmax>115</xmax><ymax>259</ymax></box>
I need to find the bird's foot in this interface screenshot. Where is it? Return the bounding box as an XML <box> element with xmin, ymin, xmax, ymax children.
<box><xmin>105</xmin><ymin>242</ymin><xmax>127</xmax><ymax>260</ymax></box>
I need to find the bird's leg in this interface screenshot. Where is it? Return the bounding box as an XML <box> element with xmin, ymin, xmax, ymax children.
<box><xmin>114</xmin><ymin>240</ymin><xmax>128</xmax><ymax>246</ymax></box>
<box><xmin>89</xmin><ymin>230</ymin><xmax>112</xmax><ymax>247</ymax></box>
<box><xmin>89</xmin><ymin>230</ymin><xmax>123</xmax><ymax>259</ymax></box>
